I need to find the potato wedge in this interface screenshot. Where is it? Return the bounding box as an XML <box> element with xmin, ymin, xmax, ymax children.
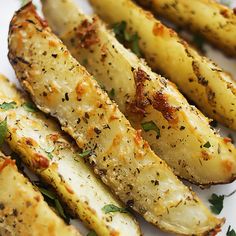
<box><xmin>41</xmin><ymin>0</ymin><xmax>236</xmax><ymax>185</ymax></box>
<box><xmin>0</xmin><ymin>74</ymin><xmax>141</xmax><ymax>236</ymax></box>
<box><xmin>135</xmin><ymin>0</ymin><xmax>236</xmax><ymax>57</ymax></box>
<box><xmin>90</xmin><ymin>0</ymin><xmax>236</xmax><ymax>130</ymax></box>
<box><xmin>8</xmin><ymin>3</ymin><xmax>223</xmax><ymax>235</ymax></box>
<box><xmin>0</xmin><ymin>151</ymin><xmax>81</xmax><ymax>236</ymax></box>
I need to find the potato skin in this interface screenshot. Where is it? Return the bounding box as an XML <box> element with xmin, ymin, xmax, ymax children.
<box><xmin>0</xmin><ymin>74</ymin><xmax>141</xmax><ymax>236</ymax></box>
<box><xmin>136</xmin><ymin>0</ymin><xmax>236</xmax><ymax>57</ymax></box>
<box><xmin>0</xmin><ymin>152</ymin><xmax>81</xmax><ymax>236</ymax></box>
<box><xmin>8</xmin><ymin>3</ymin><xmax>223</xmax><ymax>235</ymax></box>
<box><xmin>90</xmin><ymin>0</ymin><xmax>236</xmax><ymax>131</ymax></box>
<box><xmin>41</xmin><ymin>0</ymin><xmax>236</xmax><ymax>186</ymax></box>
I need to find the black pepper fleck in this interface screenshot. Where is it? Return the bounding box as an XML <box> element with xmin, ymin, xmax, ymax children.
<box><xmin>65</xmin><ymin>93</ymin><xmax>69</xmax><ymax>101</ymax></box>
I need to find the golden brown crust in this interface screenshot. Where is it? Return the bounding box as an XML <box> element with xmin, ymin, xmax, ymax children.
<box><xmin>76</xmin><ymin>18</ymin><xmax>99</xmax><ymax>48</ymax></box>
<box><xmin>152</xmin><ymin>92</ymin><xmax>177</xmax><ymax>123</ymax></box>
<box><xmin>128</xmin><ymin>68</ymin><xmax>150</xmax><ymax>116</ymax></box>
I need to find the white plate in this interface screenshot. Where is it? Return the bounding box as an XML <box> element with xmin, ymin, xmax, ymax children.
<box><xmin>0</xmin><ymin>0</ymin><xmax>235</xmax><ymax>235</ymax></box>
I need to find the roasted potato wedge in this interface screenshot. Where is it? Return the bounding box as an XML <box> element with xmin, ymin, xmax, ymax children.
<box><xmin>0</xmin><ymin>74</ymin><xmax>141</xmax><ymax>236</ymax></box>
<box><xmin>41</xmin><ymin>0</ymin><xmax>236</xmax><ymax>185</ymax></box>
<box><xmin>8</xmin><ymin>3</ymin><xmax>223</xmax><ymax>235</ymax></box>
<box><xmin>136</xmin><ymin>0</ymin><xmax>236</xmax><ymax>57</ymax></box>
<box><xmin>90</xmin><ymin>0</ymin><xmax>236</xmax><ymax>130</ymax></box>
<box><xmin>0</xmin><ymin>151</ymin><xmax>81</xmax><ymax>236</ymax></box>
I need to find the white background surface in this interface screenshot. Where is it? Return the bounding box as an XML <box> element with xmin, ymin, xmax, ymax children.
<box><xmin>0</xmin><ymin>0</ymin><xmax>235</xmax><ymax>235</ymax></box>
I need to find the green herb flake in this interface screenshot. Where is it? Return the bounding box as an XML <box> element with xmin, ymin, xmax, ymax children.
<box><xmin>102</xmin><ymin>204</ymin><xmax>128</xmax><ymax>214</ymax></box>
<box><xmin>113</xmin><ymin>21</ymin><xmax>127</xmax><ymax>42</ymax></box>
<box><xmin>203</xmin><ymin>141</ymin><xmax>211</xmax><ymax>148</ymax></box>
<box><xmin>93</xmin><ymin>77</ymin><xmax>106</xmax><ymax>90</ymax></box>
<box><xmin>227</xmin><ymin>226</ymin><xmax>236</xmax><ymax>236</ymax></box>
<box><xmin>141</xmin><ymin>121</ymin><xmax>160</xmax><ymax>138</ymax></box>
<box><xmin>44</xmin><ymin>147</ymin><xmax>54</xmax><ymax>160</ymax></box>
<box><xmin>192</xmin><ymin>34</ymin><xmax>205</xmax><ymax>53</ymax></box>
<box><xmin>100</xmin><ymin>84</ymin><xmax>106</xmax><ymax>91</ymax></box>
<box><xmin>87</xmin><ymin>230</ymin><xmax>98</xmax><ymax>236</ymax></box>
<box><xmin>38</xmin><ymin>187</ymin><xmax>69</xmax><ymax>222</ymax></box>
<box><xmin>0</xmin><ymin>118</ymin><xmax>7</xmax><ymax>147</ymax></box>
<box><xmin>108</xmin><ymin>88</ymin><xmax>115</xmax><ymax>99</ymax></box>
<box><xmin>46</xmin><ymin>152</ymin><xmax>53</xmax><ymax>159</ymax></box>
<box><xmin>0</xmin><ymin>101</ymin><xmax>17</xmax><ymax>111</ymax></box>
<box><xmin>124</xmin><ymin>30</ymin><xmax>132</xmax><ymax>41</ymax></box>
<box><xmin>79</xmin><ymin>150</ymin><xmax>91</xmax><ymax>158</ymax></box>
<box><xmin>113</xmin><ymin>21</ymin><xmax>141</xmax><ymax>57</ymax></box>
<box><xmin>208</xmin><ymin>193</ymin><xmax>224</xmax><ymax>214</ymax></box>
<box><xmin>39</xmin><ymin>187</ymin><xmax>56</xmax><ymax>200</ymax></box>
<box><xmin>54</xmin><ymin>199</ymin><xmax>67</xmax><ymax>220</ymax></box>
<box><xmin>22</xmin><ymin>102</ymin><xmax>37</xmax><ymax>112</ymax></box>
<box><xmin>131</xmin><ymin>33</ymin><xmax>141</xmax><ymax>57</ymax></box>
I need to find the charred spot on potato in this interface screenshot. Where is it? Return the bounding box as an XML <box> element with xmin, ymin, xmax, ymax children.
<box><xmin>76</xmin><ymin>18</ymin><xmax>99</xmax><ymax>48</ymax></box>
<box><xmin>220</xmin><ymin>9</ymin><xmax>230</xmax><ymax>18</ymax></box>
<box><xmin>127</xmin><ymin>68</ymin><xmax>150</xmax><ymax>116</ymax></box>
<box><xmin>201</xmin><ymin>151</ymin><xmax>210</xmax><ymax>161</ymax></box>
<box><xmin>152</xmin><ymin>92</ymin><xmax>177</xmax><ymax>123</ymax></box>
<box><xmin>48</xmin><ymin>133</ymin><xmax>60</xmax><ymax>142</ymax></box>
<box><xmin>34</xmin><ymin>195</ymin><xmax>41</xmax><ymax>202</ymax></box>
<box><xmin>25</xmin><ymin>137</ymin><xmax>35</xmax><ymax>146</ymax></box>
<box><xmin>19</xmin><ymin>3</ymin><xmax>48</xmax><ymax>28</ymax></box>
